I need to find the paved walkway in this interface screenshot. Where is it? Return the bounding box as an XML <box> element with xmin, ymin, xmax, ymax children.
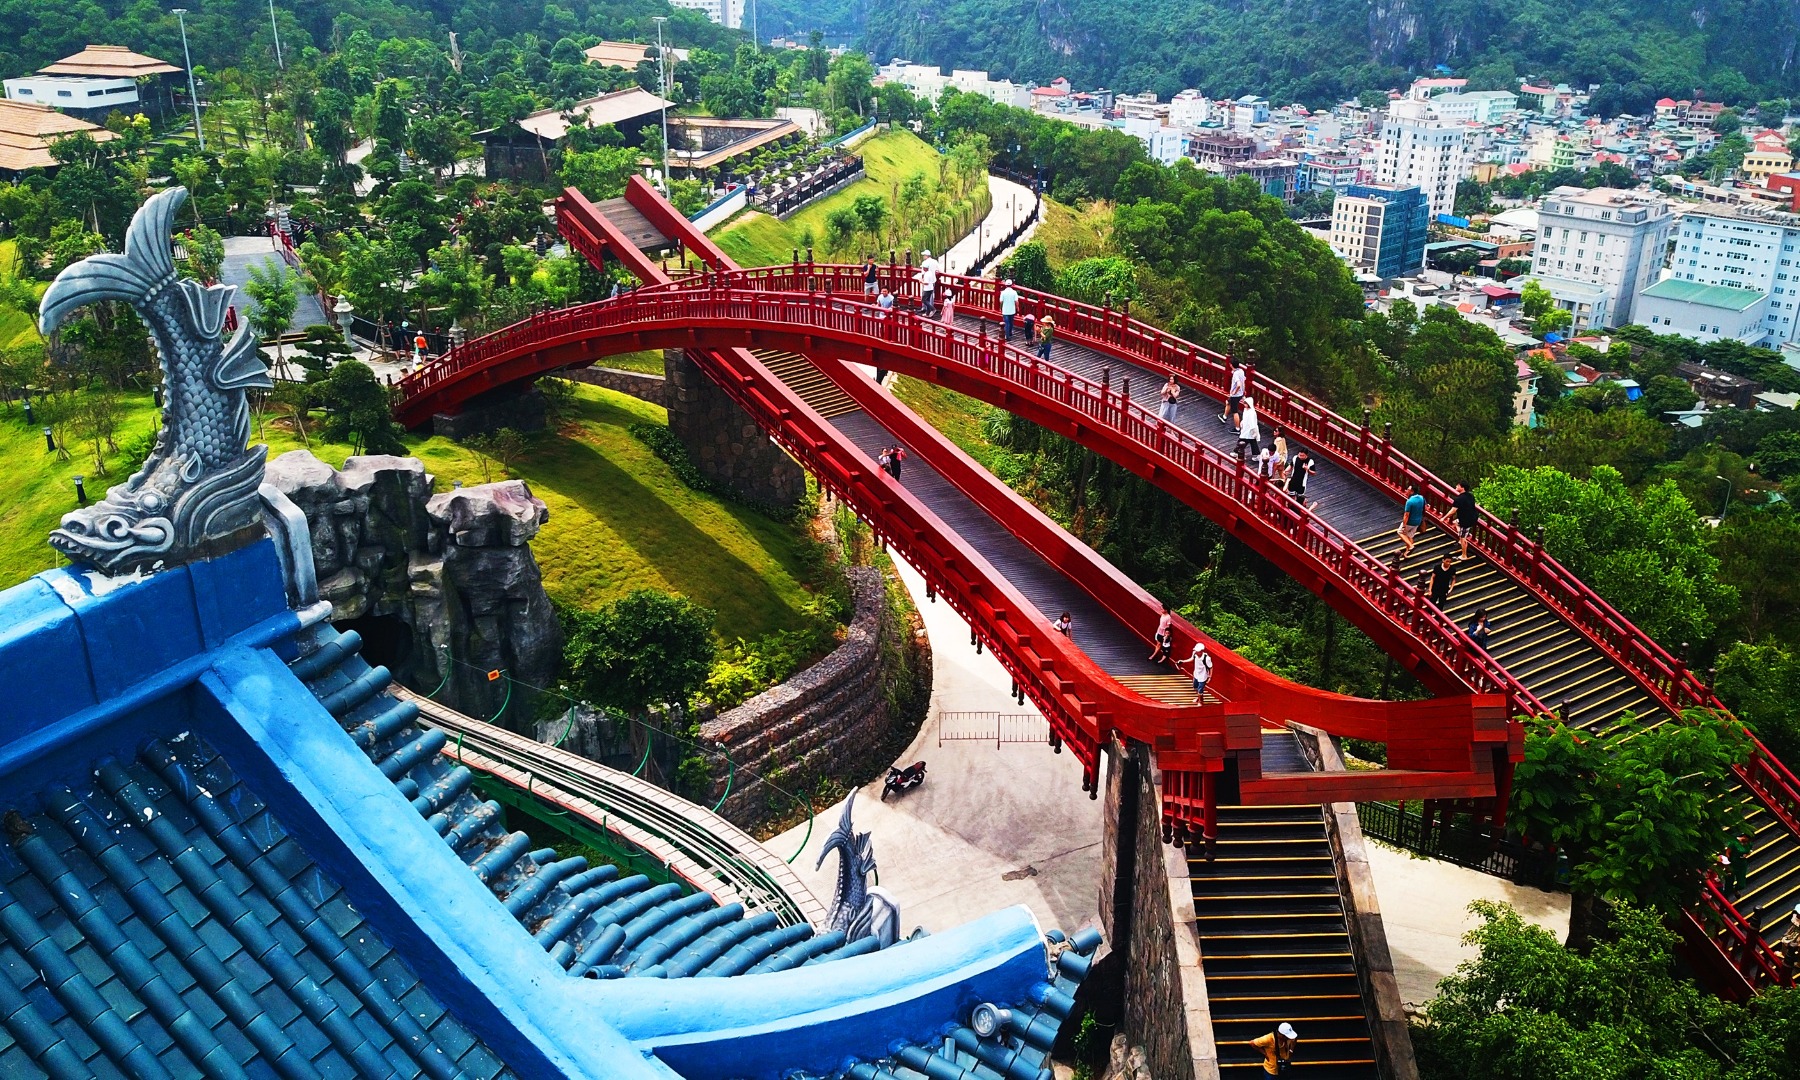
<box><xmin>768</xmin><ymin>557</ymin><xmax>1105</xmax><ymax>937</ymax></box>
<box><xmin>220</xmin><ymin>234</ymin><xmax>327</xmax><ymax>334</ymax></box>
<box><xmin>1366</xmin><ymin>842</ymin><xmax>1570</xmax><ymax>1007</ymax></box>
<box><xmin>941</xmin><ymin>173</ymin><xmax>1038</xmax><ymax>278</ymax></box>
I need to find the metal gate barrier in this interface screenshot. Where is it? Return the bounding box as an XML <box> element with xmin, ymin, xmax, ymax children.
<box><xmin>937</xmin><ymin>711</ymin><xmax>1052</xmax><ymax>747</ymax></box>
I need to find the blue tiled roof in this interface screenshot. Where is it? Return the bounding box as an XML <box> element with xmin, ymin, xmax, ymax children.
<box><xmin>0</xmin><ymin>732</ymin><xmax>512</xmax><ymax>1080</ymax></box>
<box><xmin>0</xmin><ymin>530</ymin><xmax>1100</xmax><ymax>1080</ymax></box>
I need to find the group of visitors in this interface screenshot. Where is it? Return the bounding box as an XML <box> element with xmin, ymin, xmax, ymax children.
<box><xmin>876</xmin><ymin>444</ymin><xmax>907</xmax><ymax>480</ymax></box>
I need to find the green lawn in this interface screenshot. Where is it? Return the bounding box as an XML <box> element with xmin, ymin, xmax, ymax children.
<box><xmin>712</xmin><ymin>129</ymin><xmax>946</xmax><ymax>267</ymax></box>
<box><xmin>0</xmin><ymin>240</ymin><xmax>44</xmax><ymax>350</ymax></box>
<box><xmin>0</xmin><ymin>384</ymin><xmax>818</xmax><ymax>641</ymax></box>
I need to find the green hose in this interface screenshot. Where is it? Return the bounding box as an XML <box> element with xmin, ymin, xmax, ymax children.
<box><xmin>787</xmin><ymin>787</ymin><xmax>814</xmax><ymax>864</ymax></box>
<box><xmin>632</xmin><ymin>733</ymin><xmax>654</xmax><ymax>777</ymax></box>
<box><xmin>488</xmin><ymin>672</ymin><xmax>512</xmax><ymax>724</ymax></box>
<box><xmin>711</xmin><ymin>752</ymin><xmax>735</xmax><ymax>814</ymax></box>
<box><xmin>552</xmin><ymin>704</ymin><xmax>579</xmax><ymax>747</ymax></box>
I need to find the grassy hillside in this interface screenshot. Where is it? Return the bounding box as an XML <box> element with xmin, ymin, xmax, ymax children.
<box><xmin>0</xmin><ymin>384</ymin><xmax>818</xmax><ymax>641</ymax></box>
<box><xmin>713</xmin><ymin>129</ymin><xmax>947</xmax><ymax>267</ymax></box>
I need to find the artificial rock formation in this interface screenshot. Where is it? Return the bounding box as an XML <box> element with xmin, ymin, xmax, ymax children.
<box><xmin>265</xmin><ymin>449</ymin><xmax>560</xmax><ymax>721</ymax></box>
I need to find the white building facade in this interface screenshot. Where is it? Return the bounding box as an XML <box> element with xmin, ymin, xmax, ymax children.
<box><xmin>1667</xmin><ymin>204</ymin><xmax>1800</xmax><ymax>344</ymax></box>
<box><xmin>1373</xmin><ymin>99</ymin><xmax>1469</xmax><ymax>221</ymax></box>
<box><xmin>669</xmin><ymin>0</ymin><xmax>742</xmax><ymax>27</ymax></box>
<box><xmin>3</xmin><ymin>74</ymin><xmax>139</xmax><ymax>115</ymax></box>
<box><xmin>1526</xmin><ymin>186</ymin><xmax>1674</xmax><ymax>330</ymax></box>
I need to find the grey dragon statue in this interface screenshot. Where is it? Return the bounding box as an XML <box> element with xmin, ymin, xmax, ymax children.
<box><xmin>39</xmin><ymin>187</ymin><xmax>273</xmax><ymax>574</ymax></box>
<box><xmin>816</xmin><ymin>790</ymin><xmax>905</xmax><ymax>948</ymax></box>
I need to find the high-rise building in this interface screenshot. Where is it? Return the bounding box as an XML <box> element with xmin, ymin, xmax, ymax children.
<box><xmin>668</xmin><ymin>0</ymin><xmax>741</xmax><ymax>28</ymax></box>
<box><xmin>1666</xmin><ymin>202</ymin><xmax>1800</xmax><ymax>343</ymax></box>
<box><xmin>1373</xmin><ymin>99</ymin><xmax>1468</xmax><ymax>221</ymax></box>
<box><xmin>1525</xmin><ymin>186</ymin><xmax>1673</xmax><ymax>330</ymax></box>
<box><xmin>1329</xmin><ymin>183</ymin><xmax>1429</xmax><ymax>279</ymax></box>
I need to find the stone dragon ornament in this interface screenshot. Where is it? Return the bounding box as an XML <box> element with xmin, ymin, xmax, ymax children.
<box><xmin>816</xmin><ymin>790</ymin><xmax>904</xmax><ymax>948</ymax></box>
<box><xmin>39</xmin><ymin>187</ymin><xmax>273</xmax><ymax>574</ymax></box>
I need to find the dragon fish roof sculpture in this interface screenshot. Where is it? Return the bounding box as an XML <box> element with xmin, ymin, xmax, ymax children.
<box><xmin>39</xmin><ymin>186</ymin><xmax>272</xmax><ymax>575</ymax></box>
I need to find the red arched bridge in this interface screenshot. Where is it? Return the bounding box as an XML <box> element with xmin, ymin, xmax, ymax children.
<box><xmin>393</xmin><ymin>179</ymin><xmax>1800</xmax><ymax>996</ymax></box>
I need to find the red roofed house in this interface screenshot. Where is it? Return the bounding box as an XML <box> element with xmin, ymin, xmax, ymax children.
<box><xmin>1655</xmin><ymin>97</ymin><xmax>1687</xmax><ymax>121</ymax></box>
<box><xmin>1745</xmin><ymin>129</ymin><xmax>1795</xmax><ymax>183</ymax></box>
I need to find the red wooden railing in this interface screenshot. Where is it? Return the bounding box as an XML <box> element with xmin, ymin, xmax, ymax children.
<box><xmin>389</xmin><ymin>188</ymin><xmax>1796</xmax><ymax>993</ymax></box>
<box><xmin>396</xmin><ymin>285</ymin><xmax>1536</xmax><ymax>715</ymax></box>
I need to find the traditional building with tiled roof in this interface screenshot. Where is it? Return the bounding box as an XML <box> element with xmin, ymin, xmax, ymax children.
<box><xmin>0</xmin><ymin>99</ymin><xmax>116</xmax><ymax>175</ymax></box>
<box><xmin>4</xmin><ymin>44</ymin><xmax>183</xmax><ymax>121</ymax></box>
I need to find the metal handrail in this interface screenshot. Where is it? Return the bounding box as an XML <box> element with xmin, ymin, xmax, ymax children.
<box><xmin>401</xmin><ymin>689</ymin><xmax>826</xmax><ymax>929</ymax></box>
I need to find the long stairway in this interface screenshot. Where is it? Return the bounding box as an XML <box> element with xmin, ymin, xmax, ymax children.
<box><xmin>939</xmin><ymin>311</ymin><xmax>1800</xmax><ymax>955</ymax></box>
<box><xmin>1355</xmin><ymin>525</ymin><xmax>1800</xmax><ymax>944</ymax></box>
<box><xmin>1195</xmin><ymin>733</ymin><xmax>1379</xmax><ymax>1079</ymax></box>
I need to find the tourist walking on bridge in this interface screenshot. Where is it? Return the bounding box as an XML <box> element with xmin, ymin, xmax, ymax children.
<box><xmin>1466</xmin><ymin>608</ymin><xmax>1492</xmax><ymax>651</ymax></box>
<box><xmin>1398</xmin><ymin>482</ymin><xmax>1426</xmax><ymax>560</ymax></box>
<box><xmin>1235</xmin><ymin>398</ymin><xmax>1261</xmax><ymax>462</ymax></box>
<box><xmin>918</xmin><ymin>249</ymin><xmax>940</xmax><ymax>315</ymax></box>
<box><xmin>1252</xmin><ymin>1024</ymin><xmax>1298</xmax><ymax>1075</ymax></box>
<box><xmin>1286</xmin><ymin>449</ymin><xmax>1316</xmax><ymax>505</ymax></box>
<box><xmin>1427</xmin><ymin>554</ymin><xmax>1458</xmax><ymax>607</ymax></box>
<box><xmin>1149</xmin><ymin>603</ymin><xmax>1174</xmax><ymax>663</ymax></box>
<box><xmin>863</xmin><ymin>254</ymin><xmax>879</xmax><ymax>296</ymax></box>
<box><xmin>1178</xmin><ymin>639</ymin><xmax>1212</xmax><ymax>704</ymax></box>
<box><xmin>1452</xmin><ymin>481</ymin><xmax>1480</xmax><ymax>560</ymax></box>
<box><xmin>1000</xmin><ymin>279</ymin><xmax>1019</xmax><ymax>341</ymax></box>
<box><xmin>1220</xmin><ymin>358</ymin><xmax>1248</xmax><ymax>427</ymax></box>
<box><xmin>1036</xmin><ymin>316</ymin><xmax>1055</xmax><ymax>362</ymax></box>
<box><xmin>1159</xmin><ymin>373</ymin><xmax>1181</xmax><ymax>422</ymax></box>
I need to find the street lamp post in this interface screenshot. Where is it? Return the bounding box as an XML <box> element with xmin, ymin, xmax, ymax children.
<box><xmin>653</xmin><ymin>16</ymin><xmax>671</xmax><ymax>194</ymax></box>
<box><xmin>267</xmin><ymin>0</ymin><xmax>284</xmax><ymax>69</ymax></box>
<box><xmin>172</xmin><ymin>8</ymin><xmax>204</xmax><ymax>150</ymax></box>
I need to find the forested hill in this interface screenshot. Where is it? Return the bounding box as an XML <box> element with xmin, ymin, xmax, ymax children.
<box><xmin>863</xmin><ymin>0</ymin><xmax>1800</xmax><ymax>110</ymax></box>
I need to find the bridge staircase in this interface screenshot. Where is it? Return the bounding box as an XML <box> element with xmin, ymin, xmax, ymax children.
<box><xmin>1197</xmin><ymin>732</ymin><xmax>1379</xmax><ymax>1079</ymax></box>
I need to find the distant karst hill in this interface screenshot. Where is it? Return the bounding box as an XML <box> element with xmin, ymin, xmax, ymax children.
<box><xmin>859</xmin><ymin>0</ymin><xmax>1800</xmax><ymax>110</ymax></box>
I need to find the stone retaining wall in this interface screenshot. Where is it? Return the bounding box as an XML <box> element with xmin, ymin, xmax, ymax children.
<box><xmin>1100</xmin><ymin>736</ymin><xmax>1218</xmax><ymax>1080</ymax></box>
<box><xmin>566</xmin><ymin>365</ymin><xmax>668</xmax><ymax>407</ymax></box>
<box><xmin>666</xmin><ymin>348</ymin><xmax>805</xmax><ymax>510</ymax></box>
<box><xmin>698</xmin><ymin>566</ymin><xmax>901</xmax><ymax>824</ymax></box>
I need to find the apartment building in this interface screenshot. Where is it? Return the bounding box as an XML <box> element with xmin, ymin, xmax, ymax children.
<box><xmin>1373</xmin><ymin>99</ymin><xmax>1469</xmax><ymax>220</ymax></box>
<box><xmin>1525</xmin><ymin>186</ymin><xmax>1673</xmax><ymax>330</ymax></box>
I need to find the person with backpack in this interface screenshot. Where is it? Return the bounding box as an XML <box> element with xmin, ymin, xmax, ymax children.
<box><xmin>1178</xmin><ymin>639</ymin><xmax>1213</xmax><ymax>704</ymax></box>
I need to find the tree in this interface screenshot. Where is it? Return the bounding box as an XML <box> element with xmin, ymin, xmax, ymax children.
<box><xmin>1535</xmin><ymin>306</ymin><xmax>1573</xmax><ymax>336</ymax></box>
<box><xmin>1635</xmin><ymin>374</ymin><xmax>1696</xmax><ymax>418</ymax></box>
<box><xmin>559</xmin><ymin>146</ymin><xmax>640</xmax><ymax>201</ymax></box>
<box><xmin>289</xmin><ymin>324</ymin><xmax>354</xmax><ymax>383</ymax></box>
<box><xmin>1757</xmin><ymin>429</ymin><xmax>1800</xmax><ymax>480</ymax></box>
<box><xmin>420</xmin><ymin>241</ymin><xmax>491</xmax><ymax>327</ymax></box>
<box><xmin>176</xmin><ymin>224</ymin><xmax>225</xmax><ymax>284</ymax></box>
<box><xmin>998</xmin><ymin>241</ymin><xmax>1054</xmax><ymax>291</ymax></box>
<box><xmin>1716</xmin><ymin>640</ymin><xmax>1800</xmax><ymax>766</ymax></box>
<box><xmin>560</xmin><ymin>589</ymin><xmax>717</xmax><ymax>716</ymax></box>
<box><xmin>1475</xmin><ymin>465</ymin><xmax>1737</xmax><ymax>647</ymax></box>
<box><xmin>822</xmin><ymin>206</ymin><xmax>859</xmax><ymax>255</ymax></box>
<box><xmin>244</xmin><ymin>259</ymin><xmax>300</xmax><ymax>379</ymax></box>
<box><xmin>316</xmin><ymin>359</ymin><xmax>405</xmax><ymax>455</ymax></box>
<box><xmin>1520</xmin><ymin>279</ymin><xmax>1553</xmax><ymax>319</ymax></box>
<box><xmin>1055</xmin><ymin>256</ymin><xmax>1137</xmax><ymax>306</ymax></box>
<box><xmin>1414</xmin><ymin>899</ymin><xmax>1800</xmax><ymax>1079</ymax></box>
<box><xmin>851</xmin><ymin>194</ymin><xmax>889</xmax><ymax>251</ymax></box>
<box><xmin>465</xmin><ymin>426</ymin><xmax>527</xmax><ymax>479</ymax></box>
<box><xmin>1715</xmin><ymin>508</ymin><xmax>1800</xmax><ymax>642</ymax></box>
<box><xmin>408</xmin><ymin>114</ymin><xmax>465</xmax><ymax>182</ymax></box>
<box><xmin>1510</xmin><ymin>712</ymin><xmax>1750</xmax><ymax>949</ymax></box>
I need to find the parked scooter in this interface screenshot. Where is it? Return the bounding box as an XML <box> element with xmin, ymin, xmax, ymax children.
<box><xmin>882</xmin><ymin>761</ymin><xmax>927</xmax><ymax>800</ymax></box>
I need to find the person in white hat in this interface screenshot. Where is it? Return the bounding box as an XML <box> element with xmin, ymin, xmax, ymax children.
<box><xmin>1177</xmin><ymin>639</ymin><xmax>1212</xmax><ymax>704</ymax></box>
<box><xmin>999</xmin><ymin>277</ymin><xmax>1020</xmax><ymax>341</ymax></box>
<box><xmin>917</xmin><ymin>248</ymin><xmax>940</xmax><ymax>315</ymax></box>
<box><xmin>1252</xmin><ymin>1023</ymin><xmax>1297</xmax><ymax>1075</ymax></box>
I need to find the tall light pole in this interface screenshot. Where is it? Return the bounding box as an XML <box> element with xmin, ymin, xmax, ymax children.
<box><xmin>173</xmin><ymin>8</ymin><xmax>204</xmax><ymax>150</ymax></box>
<box><xmin>652</xmin><ymin>16</ymin><xmax>671</xmax><ymax>194</ymax></box>
<box><xmin>267</xmin><ymin>0</ymin><xmax>284</xmax><ymax>69</ymax></box>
